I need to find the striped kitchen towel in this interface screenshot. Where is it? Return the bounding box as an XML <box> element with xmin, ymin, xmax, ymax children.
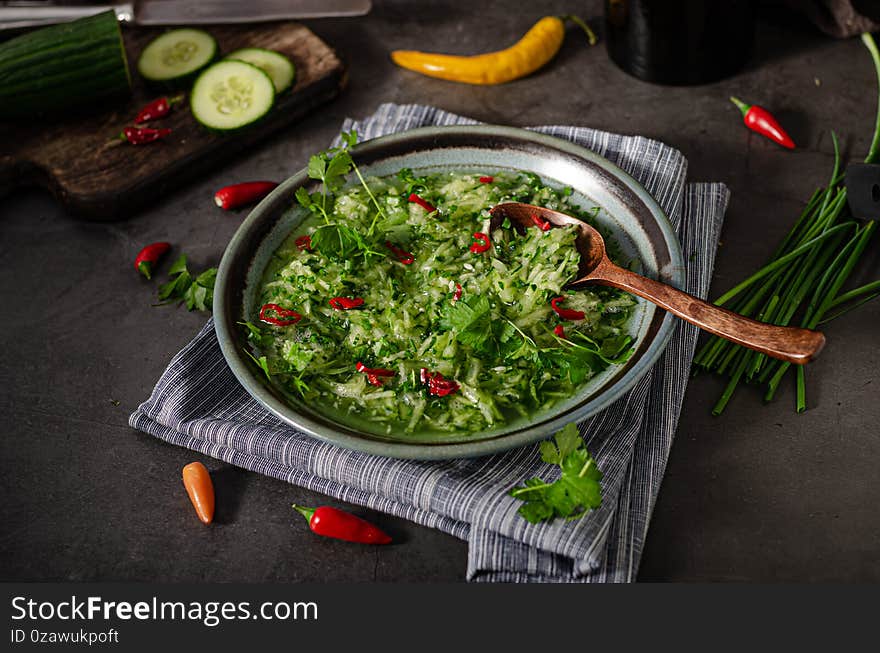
<box><xmin>130</xmin><ymin>103</ymin><xmax>729</xmax><ymax>582</ymax></box>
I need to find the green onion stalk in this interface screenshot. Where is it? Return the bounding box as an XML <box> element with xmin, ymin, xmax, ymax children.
<box><xmin>694</xmin><ymin>33</ymin><xmax>880</xmax><ymax>415</ymax></box>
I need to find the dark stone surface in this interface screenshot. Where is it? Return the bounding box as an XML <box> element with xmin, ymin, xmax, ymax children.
<box><xmin>1</xmin><ymin>1</ymin><xmax>877</xmax><ymax>582</ymax></box>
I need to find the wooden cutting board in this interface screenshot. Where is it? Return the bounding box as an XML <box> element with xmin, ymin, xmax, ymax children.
<box><xmin>0</xmin><ymin>22</ymin><xmax>346</xmax><ymax>220</ymax></box>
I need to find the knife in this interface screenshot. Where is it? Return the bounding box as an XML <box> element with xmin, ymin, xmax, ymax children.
<box><xmin>0</xmin><ymin>0</ymin><xmax>372</xmax><ymax>29</ymax></box>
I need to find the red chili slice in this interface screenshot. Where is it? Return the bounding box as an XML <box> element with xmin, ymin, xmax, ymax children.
<box><xmin>469</xmin><ymin>232</ymin><xmax>491</xmax><ymax>254</ymax></box>
<box><xmin>355</xmin><ymin>362</ymin><xmax>395</xmax><ymax>377</ymax></box>
<box><xmin>553</xmin><ymin>324</ymin><xmax>567</xmax><ymax>339</ymax></box>
<box><xmin>530</xmin><ymin>213</ymin><xmax>552</xmax><ymax>231</ymax></box>
<box><xmin>408</xmin><ymin>193</ymin><xmax>436</xmax><ymax>213</ymax></box>
<box><xmin>452</xmin><ymin>283</ymin><xmax>463</xmax><ymax>303</ymax></box>
<box><xmin>329</xmin><ymin>297</ymin><xmax>364</xmax><ymax>310</ymax></box>
<box><xmin>356</xmin><ymin>362</ymin><xmax>395</xmax><ymax>387</ymax></box>
<box><xmin>259</xmin><ymin>303</ymin><xmax>302</xmax><ymax>326</ymax></box>
<box><xmin>550</xmin><ymin>296</ymin><xmax>585</xmax><ymax>321</ymax></box>
<box><xmin>479</xmin><ymin>176</ymin><xmax>494</xmax><ymax>183</ymax></box>
<box><xmin>385</xmin><ymin>241</ymin><xmax>414</xmax><ymax>264</ymax></box>
<box><xmin>420</xmin><ymin>368</ymin><xmax>460</xmax><ymax>397</ymax></box>
<box><xmin>295</xmin><ymin>235</ymin><xmax>312</xmax><ymax>251</ymax></box>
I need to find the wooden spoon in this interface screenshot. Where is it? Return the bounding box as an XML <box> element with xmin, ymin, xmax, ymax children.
<box><xmin>488</xmin><ymin>202</ymin><xmax>825</xmax><ymax>365</ymax></box>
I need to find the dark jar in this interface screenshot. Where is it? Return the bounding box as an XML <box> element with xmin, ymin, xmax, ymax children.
<box><xmin>605</xmin><ymin>0</ymin><xmax>756</xmax><ymax>85</ymax></box>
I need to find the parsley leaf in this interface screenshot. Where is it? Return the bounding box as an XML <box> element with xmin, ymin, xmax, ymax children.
<box><xmin>310</xmin><ymin>223</ymin><xmax>380</xmax><ymax>262</ymax></box>
<box><xmin>156</xmin><ymin>254</ymin><xmax>216</xmax><ymax>312</ymax></box>
<box><xmin>440</xmin><ymin>294</ymin><xmax>493</xmax><ymax>349</ymax></box>
<box><xmin>295</xmin><ymin>130</ymin><xmax>388</xmax><ymax>253</ymax></box>
<box><xmin>509</xmin><ymin>423</ymin><xmax>603</xmax><ymax>524</ymax></box>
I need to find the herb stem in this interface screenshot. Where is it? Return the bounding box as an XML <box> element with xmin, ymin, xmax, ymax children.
<box><xmin>862</xmin><ymin>32</ymin><xmax>880</xmax><ymax>164</ymax></box>
<box><xmin>712</xmin><ymin>223</ymin><xmax>852</xmax><ymax>307</ymax></box>
<box><xmin>510</xmin><ymin>482</ymin><xmax>553</xmax><ymax>497</ymax></box>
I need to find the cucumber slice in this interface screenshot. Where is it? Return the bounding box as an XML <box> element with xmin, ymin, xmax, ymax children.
<box><xmin>225</xmin><ymin>48</ymin><xmax>296</xmax><ymax>94</ymax></box>
<box><xmin>137</xmin><ymin>28</ymin><xmax>217</xmax><ymax>84</ymax></box>
<box><xmin>190</xmin><ymin>60</ymin><xmax>275</xmax><ymax>132</ymax></box>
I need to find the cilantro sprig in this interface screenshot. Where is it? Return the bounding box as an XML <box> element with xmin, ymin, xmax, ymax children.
<box><xmin>295</xmin><ymin>130</ymin><xmax>387</xmax><ymax>261</ymax></box>
<box><xmin>509</xmin><ymin>423</ymin><xmax>603</xmax><ymax>524</ymax></box>
<box><xmin>157</xmin><ymin>254</ymin><xmax>217</xmax><ymax>312</ymax></box>
<box><xmin>440</xmin><ymin>294</ymin><xmax>493</xmax><ymax>349</ymax></box>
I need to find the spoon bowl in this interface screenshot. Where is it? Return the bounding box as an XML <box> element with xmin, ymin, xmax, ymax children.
<box><xmin>490</xmin><ymin>202</ymin><xmax>826</xmax><ymax>365</ymax></box>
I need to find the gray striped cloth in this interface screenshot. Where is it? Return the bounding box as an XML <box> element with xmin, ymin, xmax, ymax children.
<box><xmin>130</xmin><ymin>104</ymin><xmax>729</xmax><ymax>582</ymax></box>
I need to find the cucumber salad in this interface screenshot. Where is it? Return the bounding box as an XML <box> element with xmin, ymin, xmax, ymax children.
<box><xmin>246</xmin><ymin>132</ymin><xmax>637</xmax><ymax>436</ymax></box>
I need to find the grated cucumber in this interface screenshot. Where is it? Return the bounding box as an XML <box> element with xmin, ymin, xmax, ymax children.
<box><xmin>252</xmin><ymin>170</ymin><xmax>637</xmax><ymax>435</ymax></box>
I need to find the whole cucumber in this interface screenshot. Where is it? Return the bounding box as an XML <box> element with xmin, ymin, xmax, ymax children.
<box><xmin>0</xmin><ymin>10</ymin><xmax>131</xmax><ymax>120</ymax></box>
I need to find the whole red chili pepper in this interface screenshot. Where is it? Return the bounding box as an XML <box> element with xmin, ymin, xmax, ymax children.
<box><xmin>479</xmin><ymin>176</ymin><xmax>494</xmax><ymax>183</ymax></box>
<box><xmin>408</xmin><ymin>193</ymin><xmax>436</xmax><ymax>213</ymax></box>
<box><xmin>134</xmin><ymin>241</ymin><xmax>171</xmax><ymax>280</ymax></box>
<box><xmin>329</xmin><ymin>296</ymin><xmax>364</xmax><ymax>310</ymax></box>
<box><xmin>420</xmin><ymin>368</ymin><xmax>460</xmax><ymax>397</ymax></box>
<box><xmin>530</xmin><ymin>213</ymin><xmax>551</xmax><ymax>231</ymax></box>
<box><xmin>295</xmin><ymin>235</ymin><xmax>312</xmax><ymax>252</ymax></box>
<box><xmin>469</xmin><ymin>232</ymin><xmax>491</xmax><ymax>254</ymax></box>
<box><xmin>120</xmin><ymin>126</ymin><xmax>172</xmax><ymax>145</ymax></box>
<box><xmin>259</xmin><ymin>303</ymin><xmax>302</xmax><ymax>326</ymax></box>
<box><xmin>214</xmin><ymin>181</ymin><xmax>279</xmax><ymax>210</ymax></box>
<box><xmin>385</xmin><ymin>241</ymin><xmax>414</xmax><ymax>264</ymax></box>
<box><xmin>553</xmin><ymin>324</ymin><xmax>567</xmax><ymax>339</ymax></box>
<box><xmin>452</xmin><ymin>282</ymin><xmax>463</xmax><ymax>303</ymax></box>
<box><xmin>292</xmin><ymin>504</ymin><xmax>392</xmax><ymax>545</ymax></box>
<box><xmin>550</xmin><ymin>296</ymin><xmax>585</xmax><ymax>321</ymax></box>
<box><xmin>730</xmin><ymin>96</ymin><xmax>795</xmax><ymax>149</ymax></box>
<box><xmin>134</xmin><ymin>94</ymin><xmax>184</xmax><ymax>123</ymax></box>
<box><xmin>355</xmin><ymin>361</ymin><xmax>396</xmax><ymax>387</ymax></box>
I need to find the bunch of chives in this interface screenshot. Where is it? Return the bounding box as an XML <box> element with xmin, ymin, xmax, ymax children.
<box><xmin>694</xmin><ymin>33</ymin><xmax>880</xmax><ymax>415</ymax></box>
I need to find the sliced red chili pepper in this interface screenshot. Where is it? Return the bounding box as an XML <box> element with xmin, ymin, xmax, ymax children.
<box><xmin>530</xmin><ymin>213</ymin><xmax>552</xmax><ymax>231</ymax></box>
<box><xmin>469</xmin><ymin>232</ymin><xmax>491</xmax><ymax>254</ymax></box>
<box><xmin>550</xmin><ymin>296</ymin><xmax>585</xmax><ymax>321</ymax></box>
<box><xmin>134</xmin><ymin>241</ymin><xmax>171</xmax><ymax>280</ymax></box>
<box><xmin>385</xmin><ymin>241</ymin><xmax>414</xmax><ymax>264</ymax></box>
<box><xmin>214</xmin><ymin>181</ymin><xmax>278</xmax><ymax>210</ymax></box>
<box><xmin>329</xmin><ymin>297</ymin><xmax>364</xmax><ymax>310</ymax></box>
<box><xmin>134</xmin><ymin>94</ymin><xmax>184</xmax><ymax>123</ymax></box>
<box><xmin>120</xmin><ymin>126</ymin><xmax>172</xmax><ymax>145</ymax></box>
<box><xmin>730</xmin><ymin>96</ymin><xmax>795</xmax><ymax>149</ymax></box>
<box><xmin>420</xmin><ymin>368</ymin><xmax>460</xmax><ymax>397</ymax></box>
<box><xmin>292</xmin><ymin>504</ymin><xmax>392</xmax><ymax>545</ymax></box>
<box><xmin>452</xmin><ymin>283</ymin><xmax>463</xmax><ymax>303</ymax></box>
<box><xmin>479</xmin><ymin>176</ymin><xmax>494</xmax><ymax>183</ymax></box>
<box><xmin>356</xmin><ymin>361</ymin><xmax>395</xmax><ymax>387</ymax></box>
<box><xmin>295</xmin><ymin>235</ymin><xmax>312</xmax><ymax>252</ymax></box>
<box><xmin>259</xmin><ymin>303</ymin><xmax>302</xmax><ymax>326</ymax></box>
<box><xmin>553</xmin><ymin>324</ymin><xmax>567</xmax><ymax>339</ymax></box>
<box><xmin>408</xmin><ymin>193</ymin><xmax>436</xmax><ymax>213</ymax></box>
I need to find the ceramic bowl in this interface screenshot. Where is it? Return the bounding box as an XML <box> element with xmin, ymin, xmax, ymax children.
<box><xmin>214</xmin><ymin>125</ymin><xmax>683</xmax><ymax>459</ymax></box>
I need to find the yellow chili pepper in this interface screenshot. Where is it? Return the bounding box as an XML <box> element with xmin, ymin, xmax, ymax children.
<box><xmin>390</xmin><ymin>15</ymin><xmax>596</xmax><ymax>85</ymax></box>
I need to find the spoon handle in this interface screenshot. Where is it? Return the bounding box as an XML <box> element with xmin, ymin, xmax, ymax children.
<box><xmin>591</xmin><ymin>262</ymin><xmax>826</xmax><ymax>365</ymax></box>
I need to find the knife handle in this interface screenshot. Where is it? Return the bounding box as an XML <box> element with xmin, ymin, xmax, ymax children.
<box><xmin>0</xmin><ymin>3</ymin><xmax>133</xmax><ymax>30</ymax></box>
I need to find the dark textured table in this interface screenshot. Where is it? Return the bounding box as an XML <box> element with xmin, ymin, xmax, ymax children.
<box><xmin>2</xmin><ymin>1</ymin><xmax>878</xmax><ymax>583</ymax></box>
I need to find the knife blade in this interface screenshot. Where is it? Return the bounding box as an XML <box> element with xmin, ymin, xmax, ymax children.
<box><xmin>0</xmin><ymin>0</ymin><xmax>372</xmax><ymax>30</ymax></box>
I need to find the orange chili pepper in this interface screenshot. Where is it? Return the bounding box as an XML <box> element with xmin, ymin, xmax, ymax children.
<box><xmin>182</xmin><ymin>462</ymin><xmax>215</xmax><ymax>525</ymax></box>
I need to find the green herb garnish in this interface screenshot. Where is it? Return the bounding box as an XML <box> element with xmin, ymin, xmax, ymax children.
<box><xmin>157</xmin><ymin>254</ymin><xmax>217</xmax><ymax>312</ymax></box>
<box><xmin>509</xmin><ymin>423</ymin><xmax>603</xmax><ymax>523</ymax></box>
